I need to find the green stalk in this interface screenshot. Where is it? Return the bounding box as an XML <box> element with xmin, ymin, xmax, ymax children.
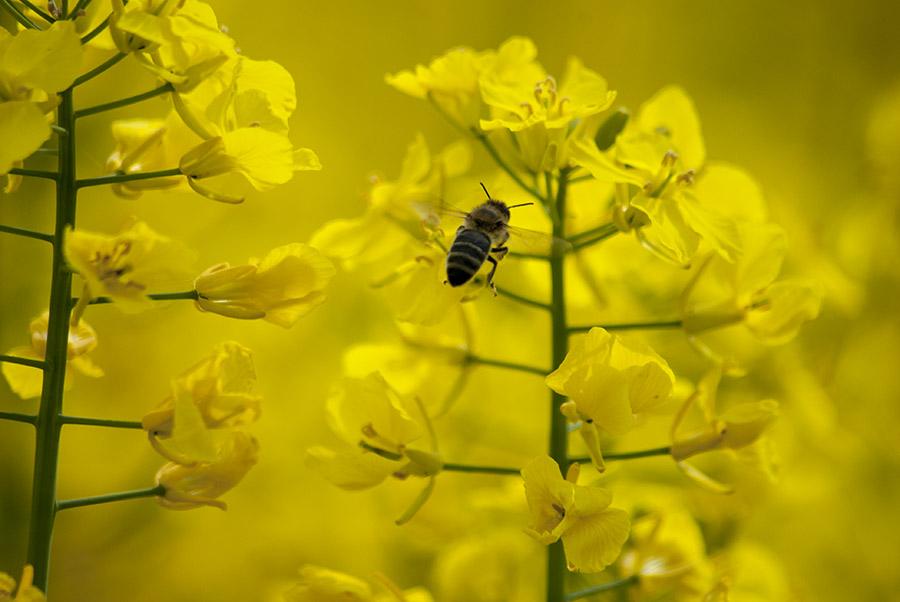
<box><xmin>18</xmin><ymin>0</ymin><xmax>54</xmax><ymax>23</ymax></box>
<box><xmin>0</xmin><ymin>411</ymin><xmax>38</xmax><ymax>425</ymax></box>
<box><xmin>441</xmin><ymin>463</ymin><xmax>521</xmax><ymax>475</ymax></box>
<box><xmin>0</xmin><ymin>224</ymin><xmax>55</xmax><ymax>243</ymax></box>
<box><xmin>570</xmin><ymin>445</ymin><xmax>672</xmax><ymax>464</ymax></box>
<box><xmin>26</xmin><ymin>87</ymin><xmax>77</xmax><ymax>592</ymax></box>
<box><xmin>0</xmin><ymin>354</ymin><xmax>49</xmax><ymax>369</ymax></box>
<box><xmin>7</xmin><ymin>168</ymin><xmax>59</xmax><ymax>181</ymax></box>
<box><xmin>59</xmin><ymin>415</ymin><xmax>143</xmax><ymax>429</ymax></box>
<box><xmin>495</xmin><ymin>286</ymin><xmax>551</xmax><ymax>311</ymax></box>
<box><xmin>56</xmin><ymin>485</ymin><xmax>165</xmax><ymax>511</ymax></box>
<box><xmin>0</xmin><ymin>0</ymin><xmax>42</xmax><ymax>28</ymax></box>
<box><xmin>76</xmin><ymin>167</ymin><xmax>182</xmax><ymax>188</ymax></box>
<box><xmin>466</xmin><ymin>354</ymin><xmax>547</xmax><ymax>376</ymax></box>
<box><xmin>73</xmin><ymin>52</ymin><xmax>127</xmax><ymax>87</ymax></box>
<box><xmin>566</xmin><ymin>575</ymin><xmax>639</xmax><ymax>600</ymax></box>
<box><xmin>547</xmin><ymin>168</ymin><xmax>571</xmax><ymax>602</ymax></box>
<box><xmin>568</xmin><ymin>320</ymin><xmax>683</xmax><ymax>334</ymax></box>
<box><xmin>80</xmin><ymin>12</ymin><xmax>110</xmax><ymax>44</ymax></box>
<box><xmin>75</xmin><ymin>83</ymin><xmax>174</xmax><ymax>119</ymax></box>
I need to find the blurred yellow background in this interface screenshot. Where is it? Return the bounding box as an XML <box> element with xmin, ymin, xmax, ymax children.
<box><xmin>2</xmin><ymin>1</ymin><xmax>900</xmax><ymax>600</ymax></box>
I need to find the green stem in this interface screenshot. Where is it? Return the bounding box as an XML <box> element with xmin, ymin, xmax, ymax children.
<box><xmin>566</xmin><ymin>222</ymin><xmax>619</xmax><ymax>243</ymax></box>
<box><xmin>26</xmin><ymin>86</ymin><xmax>77</xmax><ymax>592</ymax></box>
<box><xmin>0</xmin><ymin>224</ymin><xmax>55</xmax><ymax>243</ymax></box>
<box><xmin>59</xmin><ymin>415</ymin><xmax>143</xmax><ymax>429</ymax></box>
<box><xmin>0</xmin><ymin>0</ymin><xmax>42</xmax><ymax>28</ymax></box>
<box><xmin>547</xmin><ymin>168</ymin><xmax>572</xmax><ymax>602</ymax></box>
<box><xmin>495</xmin><ymin>286</ymin><xmax>551</xmax><ymax>311</ymax></box>
<box><xmin>570</xmin><ymin>227</ymin><xmax>620</xmax><ymax>252</ymax></box>
<box><xmin>80</xmin><ymin>12</ymin><xmax>110</xmax><ymax>44</ymax></box>
<box><xmin>8</xmin><ymin>168</ymin><xmax>59</xmax><ymax>181</ymax></box>
<box><xmin>0</xmin><ymin>354</ymin><xmax>49</xmax><ymax>369</ymax></box>
<box><xmin>56</xmin><ymin>485</ymin><xmax>166</xmax><ymax>511</ymax></box>
<box><xmin>76</xmin><ymin>167</ymin><xmax>182</xmax><ymax>188</ymax></box>
<box><xmin>75</xmin><ymin>289</ymin><xmax>199</xmax><ymax>306</ymax></box>
<box><xmin>73</xmin><ymin>52</ymin><xmax>127</xmax><ymax>87</ymax></box>
<box><xmin>441</xmin><ymin>463</ymin><xmax>521</xmax><ymax>476</ymax></box>
<box><xmin>67</xmin><ymin>0</ymin><xmax>92</xmax><ymax>18</ymax></box>
<box><xmin>474</xmin><ymin>130</ymin><xmax>546</xmax><ymax>205</ymax></box>
<box><xmin>568</xmin><ymin>320</ymin><xmax>683</xmax><ymax>334</ymax></box>
<box><xmin>566</xmin><ymin>575</ymin><xmax>639</xmax><ymax>601</ymax></box>
<box><xmin>75</xmin><ymin>83</ymin><xmax>174</xmax><ymax>119</ymax></box>
<box><xmin>466</xmin><ymin>354</ymin><xmax>547</xmax><ymax>376</ymax></box>
<box><xmin>19</xmin><ymin>0</ymin><xmax>54</xmax><ymax>23</ymax></box>
<box><xmin>507</xmin><ymin>250</ymin><xmax>553</xmax><ymax>261</ymax></box>
<box><xmin>570</xmin><ymin>446</ymin><xmax>672</xmax><ymax>464</ymax></box>
<box><xmin>0</xmin><ymin>411</ymin><xmax>38</xmax><ymax>425</ymax></box>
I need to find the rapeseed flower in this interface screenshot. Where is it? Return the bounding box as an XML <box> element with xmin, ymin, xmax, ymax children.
<box><xmin>1</xmin><ymin>310</ymin><xmax>102</xmax><ymax>399</ymax></box>
<box><xmin>0</xmin><ymin>21</ymin><xmax>82</xmax><ymax>175</ymax></box>
<box><xmin>521</xmin><ymin>456</ymin><xmax>630</xmax><ymax>573</ymax></box>
<box><xmin>545</xmin><ymin>327</ymin><xmax>674</xmax><ymax>470</ymax></box>
<box><xmin>0</xmin><ymin>565</ymin><xmax>45</xmax><ymax>602</ymax></box>
<box><xmin>142</xmin><ymin>342</ymin><xmax>260</xmax><ymax>463</ymax></box>
<box><xmin>155</xmin><ymin>430</ymin><xmax>259</xmax><ymax>510</ymax></box>
<box><xmin>194</xmin><ymin>243</ymin><xmax>335</xmax><ymax>327</ymax></box>
<box><xmin>680</xmin><ymin>223</ymin><xmax>823</xmax><ymax>361</ymax></box>
<box><xmin>570</xmin><ymin>86</ymin><xmax>767</xmax><ymax>264</ymax></box>
<box><xmin>64</xmin><ymin>218</ymin><xmax>195</xmax><ymax>312</ymax></box>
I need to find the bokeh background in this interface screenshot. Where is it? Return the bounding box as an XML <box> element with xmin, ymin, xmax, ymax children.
<box><xmin>2</xmin><ymin>1</ymin><xmax>900</xmax><ymax>600</ymax></box>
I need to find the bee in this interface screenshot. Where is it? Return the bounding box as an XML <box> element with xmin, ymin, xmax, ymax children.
<box><xmin>442</xmin><ymin>184</ymin><xmax>535</xmax><ymax>294</ymax></box>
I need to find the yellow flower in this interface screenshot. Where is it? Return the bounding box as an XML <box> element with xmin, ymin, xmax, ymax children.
<box><xmin>284</xmin><ymin>566</ymin><xmax>435</xmax><ymax>602</ymax></box>
<box><xmin>305</xmin><ymin>374</ymin><xmax>442</xmax><ymax>524</ymax></box>
<box><xmin>680</xmin><ymin>224</ymin><xmax>823</xmax><ymax>360</ymax></box>
<box><xmin>2</xmin><ymin>310</ymin><xmax>103</xmax><ymax>399</ymax></box>
<box><xmin>170</xmin><ymin>51</ymin><xmax>320</xmax><ymax>201</ymax></box>
<box><xmin>64</xmin><ymin>217</ymin><xmax>195</xmax><ymax>312</ymax></box>
<box><xmin>0</xmin><ymin>21</ymin><xmax>82</xmax><ymax>175</ymax></box>
<box><xmin>619</xmin><ymin>510</ymin><xmax>713</xmax><ymax>600</ymax></box>
<box><xmin>142</xmin><ymin>342</ymin><xmax>260</xmax><ymax>463</ymax></box>
<box><xmin>570</xmin><ymin>86</ymin><xmax>767</xmax><ymax>264</ymax></box>
<box><xmin>670</xmin><ymin>364</ymin><xmax>779</xmax><ymax>492</ymax></box>
<box><xmin>178</xmin><ymin>126</ymin><xmax>320</xmax><ymax>202</ymax></box>
<box><xmin>545</xmin><ymin>327</ymin><xmax>674</xmax><ymax>470</ymax></box>
<box><xmin>104</xmin><ymin>115</ymin><xmax>196</xmax><ymax>198</ymax></box>
<box><xmin>0</xmin><ymin>565</ymin><xmax>46</xmax><ymax>602</ymax></box>
<box><xmin>194</xmin><ymin>243</ymin><xmax>335</xmax><ymax>327</ymax></box>
<box><xmin>155</xmin><ymin>430</ymin><xmax>259</xmax><ymax>510</ymax></box>
<box><xmin>310</xmin><ymin>133</ymin><xmax>470</xmax><ymax>276</ymax></box>
<box><xmin>521</xmin><ymin>456</ymin><xmax>630</xmax><ymax>573</ymax></box>
<box><xmin>284</xmin><ymin>565</ymin><xmax>374</xmax><ymax>602</ymax></box>
<box><xmin>480</xmin><ymin>41</ymin><xmax>616</xmax><ymax>172</ymax></box>
<box><xmin>109</xmin><ymin>0</ymin><xmax>234</xmax><ymax>89</ymax></box>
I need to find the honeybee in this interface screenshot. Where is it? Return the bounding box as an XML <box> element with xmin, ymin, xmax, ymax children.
<box><xmin>412</xmin><ymin>184</ymin><xmax>557</xmax><ymax>295</ymax></box>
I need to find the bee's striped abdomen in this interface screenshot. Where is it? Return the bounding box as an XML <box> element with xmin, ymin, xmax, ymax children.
<box><xmin>446</xmin><ymin>228</ymin><xmax>492</xmax><ymax>286</ymax></box>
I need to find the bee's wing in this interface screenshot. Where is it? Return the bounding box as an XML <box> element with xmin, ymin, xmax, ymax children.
<box><xmin>408</xmin><ymin>198</ymin><xmax>470</xmax><ymax>228</ymax></box>
<box><xmin>507</xmin><ymin>225</ymin><xmax>573</xmax><ymax>257</ymax></box>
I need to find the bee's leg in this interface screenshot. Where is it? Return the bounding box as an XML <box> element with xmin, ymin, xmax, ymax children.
<box><xmin>485</xmin><ymin>255</ymin><xmax>499</xmax><ymax>295</ymax></box>
<box><xmin>485</xmin><ymin>246</ymin><xmax>508</xmax><ymax>296</ymax></box>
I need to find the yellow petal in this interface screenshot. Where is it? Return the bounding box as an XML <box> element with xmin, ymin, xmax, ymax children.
<box><xmin>1</xmin><ymin>347</ymin><xmax>43</xmax><ymax>399</ymax></box>
<box><xmin>0</xmin><ymin>102</ymin><xmax>52</xmax><ymax>175</ymax></box>
<box><xmin>561</xmin><ymin>506</ymin><xmax>630</xmax><ymax>573</ymax></box>
<box><xmin>564</xmin><ymin>365</ymin><xmax>634</xmax><ymax>436</ymax></box>
<box><xmin>746</xmin><ymin>280</ymin><xmax>824</xmax><ymax>344</ymax></box>
<box><xmin>304</xmin><ymin>445</ymin><xmax>396</xmax><ymax>490</ymax></box>
<box><xmin>3</xmin><ymin>21</ymin><xmax>82</xmax><ymax>95</ymax></box>
<box><xmin>634</xmin><ymin>85</ymin><xmax>706</xmax><ymax>169</ymax></box>
<box><xmin>545</xmin><ymin>327</ymin><xmax>613</xmax><ymax>395</ymax></box>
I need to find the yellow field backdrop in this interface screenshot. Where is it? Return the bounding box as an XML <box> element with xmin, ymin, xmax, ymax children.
<box><xmin>2</xmin><ymin>1</ymin><xmax>899</xmax><ymax>601</ymax></box>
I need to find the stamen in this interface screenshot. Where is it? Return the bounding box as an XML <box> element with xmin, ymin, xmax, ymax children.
<box><xmin>361</xmin><ymin>423</ymin><xmax>378</xmax><ymax>438</ymax></box>
<box><xmin>557</xmin><ymin>97</ymin><xmax>570</xmax><ymax>116</ymax></box>
<box><xmin>662</xmin><ymin>150</ymin><xmax>679</xmax><ymax>168</ymax></box>
<box><xmin>520</xmin><ymin>102</ymin><xmax>534</xmax><ymax>117</ymax></box>
<box><xmin>551</xmin><ymin>503</ymin><xmax>566</xmax><ymax>517</ymax></box>
<box><xmin>676</xmin><ymin>169</ymin><xmax>695</xmax><ymax>185</ymax></box>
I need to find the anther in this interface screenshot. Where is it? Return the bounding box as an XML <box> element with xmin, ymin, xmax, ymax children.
<box><xmin>551</xmin><ymin>503</ymin><xmax>566</xmax><ymax>518</ymax></box>
<box><xmin>662</xmin><ymin>150</ymin><xmax>679</xmax><ymax>168</ymax></box>
<box><xmin>676</xmin><ymin>169</ymin><xmax>695</xmax><ymax>185</ymax></box>
<box><xmin>361</xmin><ymin>423</ymin><xmax>378</xmax><ymax>438</ymax></box>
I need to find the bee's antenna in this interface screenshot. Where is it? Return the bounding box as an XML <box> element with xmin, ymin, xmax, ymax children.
<box><xmin>480</xmin><ymin>182</ymin><xmax>491</xmax><ymax>199</ymax></box>
<box><xmin>506</xmin><ymin>202</ymin><xmax>534</xmax><ymax>209</ymax></box>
